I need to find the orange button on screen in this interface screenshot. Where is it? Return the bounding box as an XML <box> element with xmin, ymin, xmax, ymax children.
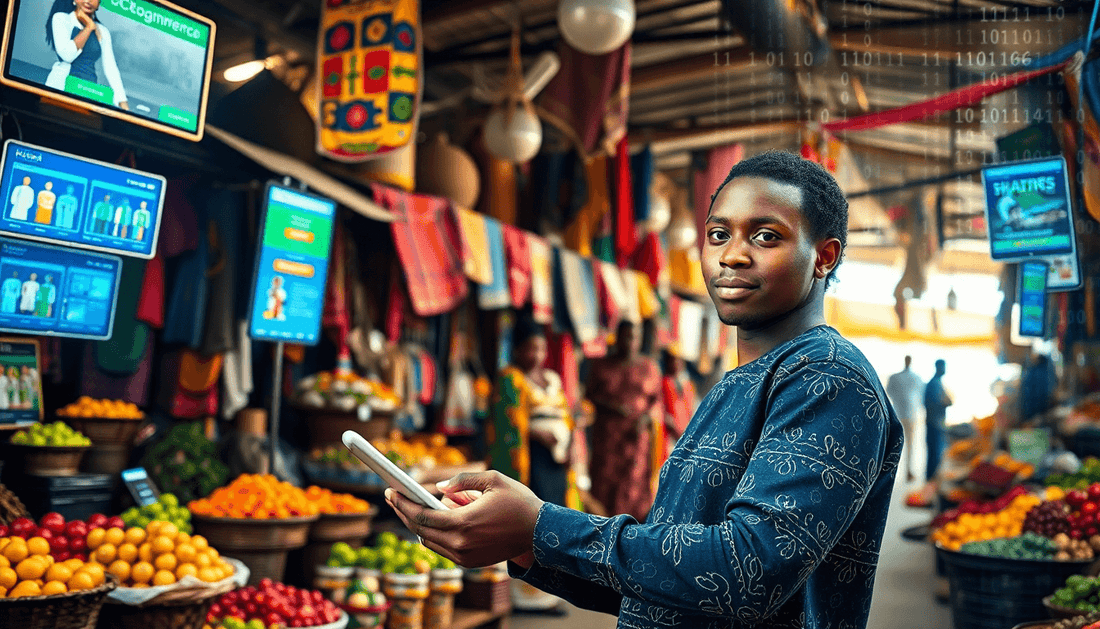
<box><xmin>273</xmin><ymin>259</ymin><xmax>315</xmax><ymax>278</ymax></box>
<box><xmin>284</xmin><ymin>227</ymin><xmax>315</xmax><ymax>243</ymax></box>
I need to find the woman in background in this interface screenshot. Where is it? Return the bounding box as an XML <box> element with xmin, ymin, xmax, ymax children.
<box><xmin>585</xmin><ymin>320</ymin><xmax>662</xmax><ymax>521</ymax></box>
<box><xmin>45</xmin><ymin>0</ymin><xmax>129</xmax><ymax>110</ymax></box>
<box><xmin>486</xmin><ymin>314</ymin><xmax>578</xmax><ymax>613</ymax></box>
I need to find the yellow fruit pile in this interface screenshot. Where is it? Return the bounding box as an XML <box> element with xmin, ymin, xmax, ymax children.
<box><xmin>86</xmin><ymin>521</ymin><xmax>232</xmax><ymax>588</ymax></box>
<box><xmin>0</xmin><ymin>536</ymin><xmax>105</xmax><ymax>598</ymax></box>
<box><xmin>57</xmin><ymin>396</ymin><xmax>144</xmax><ymax>419</ymax></box>
<box><xmin>931</xmin><ymin>493</ymin><xmax>1043</xmax><ymax>551</ymax></box>
<box><xmin>376</xmin><ymin>431</ymin><xmax>467</xmax><ymax>468</ymax></box>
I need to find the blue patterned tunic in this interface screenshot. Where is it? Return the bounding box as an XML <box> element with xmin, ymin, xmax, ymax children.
<box><xmin>513</xmin><ymin>325</ymin><xmax>904</xmax><ymax>628</ymax></box>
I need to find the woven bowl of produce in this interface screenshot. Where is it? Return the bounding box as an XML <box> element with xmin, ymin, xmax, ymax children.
<box><xmin>190</xmin><ymin>514</ymin><xmax>320</xmax><ymax>551</ymax></box>
<box><xmin>310</xmin><ymin>507</ymin><xmax>378</xmax><ymax>542</ymax></box>
<box><xmin>9</xmin><ymin>443</ymin><xmax>90</xmax><ymax>476</ymax></box>
<box><xmin>98</xmin><ymin>576</ymin><xmax>238</xmax><ymax>629</ymax></box>
<box><xmin>1043</xmin><ymin>594</ymin><xmax>1100</xmax><ymax>620</ymax></box>
<box><xmin>60</xmin><ymin>416</ymin><xmax>145</xmax><ymax>445</ymax></box>
<box><xmin>0</xmin><ymin>572</ymin><xmax>117</xmax><ymax>629</ymax></box>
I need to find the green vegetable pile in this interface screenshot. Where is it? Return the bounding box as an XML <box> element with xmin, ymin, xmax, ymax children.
<box><xmin>141</xmin><ymin>422</ymin><xmax>229</xmax><ymax>504</ymax></box>
<box><xmin>1050</xmin><ymin>575</ymin><xmax>1100</xmax><ymax>614</ymax></box>
<box><xmin>326</xmin><ymin>532</ymin><xmax>456</xmax><ymax>573</ymax></box>
<box><xmin>1048</xmin><ymin>458</ymin><xmax>1100</xmax><ymax>491</ymax></box>
<box><xmin>960</xmin><ymin>531</ymin><xmax>1059</xmax><ymax>559</ymax></box>
<box><xmin>120</xmin><ymin>493</ymin><xmax>192</xmax><ymax>534</ymax></box>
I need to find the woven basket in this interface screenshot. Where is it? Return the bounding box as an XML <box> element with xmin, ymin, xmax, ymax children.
<box><xmin>97</xmin><ymin>578</ymin><xmax>237</xmax><ymax>629</ymax></box>
<box><xmin>61</xmin><ymin>416</ymin><xmax>144</xmax><ymax>445</ymax></box>
<box><xmin>10</xmin><ymin>443</ymin><xmax>89</xmax><ymax>475</ymax></box>
<box><xmin>191</xmin><ymin>513</ymin><xmax>319</xmax><ymax>550</ymax></box>
<box><xmin>0</xmin><ymin>573</ymin><xmax>117</xmax><ymax>629</ymax></box>
<box><xmin>310</xmin><ymin>507</ymin><xmax>377</xmax><ymax>542</ymax></box>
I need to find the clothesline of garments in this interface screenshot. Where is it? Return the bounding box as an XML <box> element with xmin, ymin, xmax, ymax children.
<box><xmin>374</xmin><ymin>182</ymin><xmax>732</xmax><ymax>369</ymax></box>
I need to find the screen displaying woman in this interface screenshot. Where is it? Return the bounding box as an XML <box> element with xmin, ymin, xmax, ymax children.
<box><xmin>44</xmin><ymin>0</ymin><xmax>128</xmax><ymax>110</ymax></box>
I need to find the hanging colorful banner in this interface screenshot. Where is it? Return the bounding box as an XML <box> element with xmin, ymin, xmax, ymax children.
<box><xmin>316</xmin><ymin>0</ymin><xmax>420</xmax><ymax>161</ymax></box>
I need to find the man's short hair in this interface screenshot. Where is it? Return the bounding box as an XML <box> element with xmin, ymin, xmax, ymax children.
<box><xmin>709</xmin><ymin>151</ymin><xmax>848</xmax><ymax>287</ymax></box>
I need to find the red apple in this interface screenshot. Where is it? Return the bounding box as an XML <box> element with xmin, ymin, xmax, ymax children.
<box><xmin>265</xmin><ymin>612</ymin><xmax>283</xmax><ymax>627</ymax></box>
<box><xmin>0</xmin><ymin>525</ymin><xmax>7</xmax><ymax>537</ymax></box>
<box><xmin>55</xmin><ymin>549</ymin><xmax>71</xmax><ymax>561</ymax></box>
<box><xmin>106</xmin><ymin>516</ymin><xmax>125</xmax><ymax>530</ymax></box>
<box><xmin>50</xmin><ymin>536</ymin><xmax>70</xmax><ymax>552</ymax></box>
<box><xmin>39</xmin><ymin>512</ymin><xmax>65</xmax><ymax>535</ymax></box>
<box><xmin>36</xmin><ymin>528</ymin><xmax>54</xmax><ymax>541</ymax></box>
<box><xmin>10</xmin><ymin>517</ymin><xmax>34</xmax><ymax>538</ymax></box>
<box><xmin>65</xmin><ymin>521</ymin><xmax>87</xmax><ymax>540</ymax></box>
<box><xmin>69</xmin><ymin>536</ymin><xmax>86</xmax><ymax>553</ymax></box>
<box><xmin>87</xmin><ymin>513</ymin><xmax>108</xmax><ymax>529</ymax></box>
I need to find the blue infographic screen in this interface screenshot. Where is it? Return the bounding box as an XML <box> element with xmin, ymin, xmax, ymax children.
<box><xmin>1018</xmin><ymin>260</ymin><xmax>1048</xmax><ymax>338</ymax></box>
<box><xmin>0</xmin><ymin>140</ymin><xmax>164</xmax><ymax>259</ymax></box>
<box><xmin>248</xmin><ymin>183</ymin><xmax>336</xmax><ymax>345</ymax></box>
<box><xmin>0</xmin><ymin>237</ymin><xmax>121</xmax><ymax>340</ymax></box>
<box><xmin>982</xmin><ymin>156</ymin><xmax>1076</xmax><ymax>261</ymax></box>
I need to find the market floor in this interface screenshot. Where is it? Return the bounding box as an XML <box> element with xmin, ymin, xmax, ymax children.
<box><xmin>508</xmin><ymin>474</ymin><xmax>951</xmax><ymax>629</ymax></box>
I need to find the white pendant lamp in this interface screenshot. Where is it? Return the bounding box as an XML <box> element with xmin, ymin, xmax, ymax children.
<box><xmin>483</xmin><ymin>107</ymin><xmax>542</xmax><ymax>163</ymax></box>
<box><xmin>483</xmin><ymin>28</ymin><xmax>543</xmax><ymax>163</ymax></box>
<box><xmin>558</xmin><ymin>0</ymin><xmax>635</xmax><ymax>55</ymax></box>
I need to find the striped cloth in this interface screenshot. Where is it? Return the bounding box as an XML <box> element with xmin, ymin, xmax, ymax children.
<box><xmin>528</xmin><ymin>235</ymin><xmax>554</xmax><ymax>324</ymax></box>
<box><xmin>503</xmin><ymin>224</ymin><xmax>531</xmax><ymax>308</ymax></box>
<box><xmin>477</xmin><ymin>216</ymin><xmax>511</xmax><ymax>310</ymax></box>
<box><xmin>375</xmin><ymin>184</ymin><xmax>468</xmax><ymax>317</ymax></box>
<box><xmin>554</xmin><ymin>248</ymin><xmax>600</xmax><ymax>354</ymax></box>
<box><xmin>454</xmin><ymin>206</ymin><xmax>494</xmax><ymax>285</ymax></box>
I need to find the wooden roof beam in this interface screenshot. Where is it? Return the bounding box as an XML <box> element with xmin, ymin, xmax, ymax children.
<box><xmin>633</xmin><ymin>46</ymin><xmax>756</xmax><ymax>92</ymax></box>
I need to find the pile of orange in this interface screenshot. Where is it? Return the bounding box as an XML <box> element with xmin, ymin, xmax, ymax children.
<box><xmin>0</xmin><ymin>536</ymin><xmax>105</xmax><ymax>597</ymax></box>
<box><xmin>86</xmin><ymin>521</ymin><xmax>232</xmax><ymax>588</ymax></box>
<box><xmin>57</xmin><ymin>396</ymin><xmax>144</xmax><ymax>419</ymax></box>
<box><xmin>188</xmin><ymin>474</ymin><xmax>320</xmax><ymax>519</ymax></box>
<box><xmin>304</xmin><ymin>486</ymin><xmax>371</xmax><ymax>514</ymax></box>
<box><xmin>931</xmin><ymin>492</ymin><xmax>1043</xmax><ymax>551</ymax></box>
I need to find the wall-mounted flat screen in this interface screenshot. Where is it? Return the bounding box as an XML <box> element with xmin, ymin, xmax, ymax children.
<box><xmin>981</xmin><ymin>156</ymin><xmax>1077</xmax><ymax>262</ymax></box>
<box><xmin>0</xmin><ymin>237</ymin><xmax>121</xmax><ymax>340</ymax></box>
<box><xmin>0</xmin><ymin>337</ymin><xmax>43</xmax><ymax>425</ymax></box>
<box><xmin>248</xmin><ymin>183</ymin><xmax>337</xmax><ymax>345</ymax></box>
<box><xmin>1017</xmin><ymin>260</ymin><xmax>1048</xmax><ymax>338</ymax></box>
<box><xmin>1</xmin><ymin>0</ymin><xmax>215</xmax><ymax>142</ymax></box>
<box><xmin>0</xmin><ymin>140</ymin><xmax>164</xmax><ymax>259</ymax></box>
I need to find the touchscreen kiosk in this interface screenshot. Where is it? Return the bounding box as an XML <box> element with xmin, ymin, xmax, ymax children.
<box><xmin>1017</xmin><ymin>260</ymin><xmax>1048</xmax><ymax>338</ymax></box>
<box><xmin>0</xmin><ymin>237</ymin><xmax>122</xmax><ymax>340</ymax></box>
<box><xmin>981</xmin><ymin>157</ymin><xmax>1077</xmax><ymax>262</ymax></box>
<box><xmin>0</xmin><ymin>140</ymin><xmax>164</xmax><ymax>259</ymax></box>
<box><xmin>1</xmin><ymin>0</ymin><xmax>215</xmax><ymax>142</ymax></box>
<box><xmin>248</xmin><ymin>183</ymin><xmax>336</xmax><ymax>345</ymax></box>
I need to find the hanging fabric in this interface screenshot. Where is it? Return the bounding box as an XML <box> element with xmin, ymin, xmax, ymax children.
<box><xmin>222</xmin><ymin>320</ymin><xmax>254</xmax><ymax>420</ymax></box>
<box><xmin>613</xmin><ymin>137</ymin><xmax>636</xmax><ymax>269</ymax></box>
<box><xmin>539</xmin><ymin>42</ymin><xmax>631</xmax><ymax>157</ymax></box>
<box><xmin>376</xmin><ymin>184</ymin><xmax>468</xmax><ymax>316</ymax></box>
<box><xmin>136</xmin><ymin>254</ymin><xmax>165</xmax><ymax>329</ymax></box>
<box><xmin>323</xmin><ymin>221</ymin><xmax>352</xmax><ymax>348</ymax></box>
<box><xmin>528</xmin><ymin>235</ymin><xmax>554</xmax><ymax>324</ymax></box>
<box><xmin>477</xmin><ymin>217</ymin><xmax>511</xmax><ymax>310</ymax></box>
<box><xmin>162</xmin><ymin>206</ymin><xmax>209</xmax><ymax>348</ymax></box>
<box><xmin>693</xmin><ymin>144</ymin><xmax>744</xmax><ymax>251</ymax></box>
<box><xmin>454</xmin><ymin>206</ymin><xmax>494</xmax><ymax>285</ymax></box>
<box><xmin>618</xmin><ymin>267</ymin><xmax>642</xmax><ymax>324</ymax></box>
<box><xmin>80</xmin><ymin>341</ymin><xmax>153</xmax><ymax>406</ymax></box>
<box><xmin>200</xmin><ymin>189</ymin><xmax>244</xmax><ymax>356</ymax></box>
<box><xmin>635</xmin><ymin>271</ymin><xmax>661</xmax><ymax>320</ymax></box>
<box><xmin>631</xmin><ymin>232</ymin><xmax>667</xmax><ymax>290</ymax></box>
<box><xmin>95</xmin><ymin>257</ymin><xmax>149</xmax><ymax>375</ymax></box>
<box><xmin>676</xmin><ymin>298</ymin><xmax>706</xmax><ymax>364</ymax></box>
<box><xmin>597</xmin><ymin>261</ymin><xmax>627</xmax><ymax>331</ymax></box>
<box><xmin>315</xmin><ymin>0</ymin><xmax>421</xmax><ymax>161</ymax></box>
<box><xmin>564</xmin><ymin>155</ymin><xmax>610</xmax><ymax>256</ymax></box>
<box><xmin>503</xmin><ymin>224</ymin><xmax>532</xmax><ymax>308</ymax></box>
<box><xmin>631</xmin><ymin>145</ymin><xmax>654</xmax><ymax>224</ymax></box>
<box><xmin>554</xmin><ymin>248</ymin><xmax>601</xmax><ymax>355</ymax></box>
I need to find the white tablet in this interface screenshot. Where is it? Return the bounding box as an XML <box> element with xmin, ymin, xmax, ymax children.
<box><xmin>342</xmin><ymin>430</ymin><xmax>448</xmax><ymax>510</ymax></box>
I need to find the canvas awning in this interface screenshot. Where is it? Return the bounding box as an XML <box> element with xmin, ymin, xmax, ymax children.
<box><xmin>206</xmin><ymin>125</ymin><xmax>394</xmax><ymax>223</ymax></box>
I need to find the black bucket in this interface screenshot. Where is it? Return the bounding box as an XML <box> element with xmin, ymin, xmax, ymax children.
<box><xmin>937</xmin><ymin>546</ymin><xmax>1093</xmax><ymax>629</ymax></box>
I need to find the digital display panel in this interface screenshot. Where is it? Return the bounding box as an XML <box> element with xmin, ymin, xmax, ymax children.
<box><xmin>1017</xmin><ymin>260</ymin><xmax>1048</xmax><ymax>338</ymax></box>
<box><xmin>982</xmin><ymin>157</ymin><xmax>1077</xmax><ymax>261</ymax></box>
<box><xmin>1</xmin><ymin>0</ymin><xmax>215</xmax><ymax>141</ymax></box>
<box><xmin>248</xmin><ymin>183</ymin><xmax>336</xmax><ymax>345</ymax></box>
<box><xmin>121</xmin><ymin>467</ymin><xmax>160</xmax><ymax>505</ymax></box>
<box><xmin>0</xmin><ymin>140</ymin><xmax>164</xmax><ymax>259</ymax></box>
<box><xmin>0</xmin><ymin>337</ymin><xmax>43</xmax><ymax>425</ymax></box>
<box><xmin>0</xmin><ymin>237</ymin><xmax>121</xmax><ymax>340</ymax></box>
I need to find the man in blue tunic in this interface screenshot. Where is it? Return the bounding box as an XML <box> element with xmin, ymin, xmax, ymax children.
<box><xmin>386</xmin><ymin>151</ymin><xmax>904</xmax><ymax>628</ymax></box>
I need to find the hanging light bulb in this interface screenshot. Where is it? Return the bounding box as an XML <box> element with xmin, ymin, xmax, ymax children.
<box><xmin>645</xmin><ymin>189</ymin><xmax>671</xmax><ymax>234</ymax></box>
<box><xmin>483</xmin><ymin>107</ymin><xmax>542</xmax><ymax>163</ymax></box>
<box><xmin>558</xmin><ymin>0</ymin><xmax>635</xmax><ymax>55</ymax></box>
<box><xmin>483</xmin><ymin>27</ymin><xmax>543</xmax><ymax>163</ymax></box>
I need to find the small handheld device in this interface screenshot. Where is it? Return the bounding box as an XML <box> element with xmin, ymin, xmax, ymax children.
<box><xmin>342</xmin><ymin>430</ymin><xmax>448</xmax><ymax>510</ymax></box>
<box><xmin>1017</xmin><ymin>260</ymin><xmax>1049</xmax><ymax>338</ymax></box>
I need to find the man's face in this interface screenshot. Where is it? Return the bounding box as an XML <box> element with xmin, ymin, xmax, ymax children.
<box><xmin>702</xmin><ymin>177</ymin><xmax>821</xmax><ymax>328</ymax></box>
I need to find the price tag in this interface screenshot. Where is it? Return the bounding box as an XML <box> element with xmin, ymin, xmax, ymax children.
<box><xmin>121</xmin><ymin>467</ymin><xmax>160</xmax><ymax>506</ymax></box>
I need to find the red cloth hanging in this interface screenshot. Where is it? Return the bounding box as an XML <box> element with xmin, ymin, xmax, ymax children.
<box><xmin>822</xmin><ymin>60</ymin><xmax>1070</xmax><ymax>133</ymax></box>
<box><xmin>136</xmin><ymin>254</ymin><xmax>165</xmax><ymax>329</ymax></box>
<box><xmin>386</xmin><ymin>264</ymin><xmax>405</xmax><ymax>344</ymax></box>
<box><xmin>375</xmin><ymin>184</ymin><xmax>468</xmax><ymax>316</ymax></box>
<box><xmin>323</xmin><ymin>224</ymin><xmax>350</xmax><ymax>348</ymax></box>
<box><xmin>545</xmin><ymin>331</ymin><xmax>580</xmax><ymax>410</ymax></box>
<box><xmin>503</xmin><ymin>224</ymin><xmax>532</xmax><ymax>308</ymax></box>
<box><xmin>630</xmin><ymin>232</ymin><xmax>666</xmax><ymax>288</ymax></box>
<box><xmin>614</xmin><ymin>137</ymin><xmax>636</xmax><ymax>269</ymax></box>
